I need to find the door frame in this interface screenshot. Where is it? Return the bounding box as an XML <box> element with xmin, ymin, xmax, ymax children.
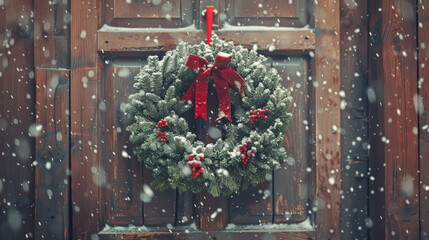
<box><xmin>66</xmin><ymin>0</ymin><xmax>350</xmax><ymax>239</ymax></box>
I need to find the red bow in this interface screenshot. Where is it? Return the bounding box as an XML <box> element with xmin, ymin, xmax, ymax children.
<box><xmin>181</xmin><ymin>52</ymin><xmax>246</xmax><ymax>121</ymax></box>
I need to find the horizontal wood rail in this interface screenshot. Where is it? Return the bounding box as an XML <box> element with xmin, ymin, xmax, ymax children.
<box><xmin>97</xmin><ymin>27</ymin><xmax>315</xmax><ymax>55</ymax></box>
<box><xmin>98</xmin><ymin>230</ymin><xmax>316</xmax><ymax>240</ymax></box>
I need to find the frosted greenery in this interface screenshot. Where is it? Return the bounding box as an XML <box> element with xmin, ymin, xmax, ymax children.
<box><xmin>127</xmin><ymin>35</ymin><xmax>292</xmax><ymax>197</ymax></box>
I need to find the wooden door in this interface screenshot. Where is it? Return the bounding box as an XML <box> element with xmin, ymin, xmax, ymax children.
<box><xmin>70</xmin><ymin>0</ymin><xmax>343</xmax><ymax>239</ymax></box>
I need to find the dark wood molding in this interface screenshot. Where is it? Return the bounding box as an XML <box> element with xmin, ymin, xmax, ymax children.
<box><xmin>339</xmin><ymin>0</ymin><xmax>369</xmax><ymax>239</ymax></box>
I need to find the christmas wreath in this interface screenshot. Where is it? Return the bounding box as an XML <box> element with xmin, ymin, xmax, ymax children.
<box><xmin>126</xmin><ymin>36</ymin><xmax>292</xmax><ymax>197</ymax></box>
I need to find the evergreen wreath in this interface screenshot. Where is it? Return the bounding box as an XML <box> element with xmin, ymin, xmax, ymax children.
<box><xmin>126</xmin><ymin>36</ymin><xmax>292</xmax><ymax>197</ymax></box>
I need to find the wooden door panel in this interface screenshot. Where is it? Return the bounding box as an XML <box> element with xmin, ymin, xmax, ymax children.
<box><xmin>104</xmin><ymin>63</ymin><xmax>144</xmax><ymax>226</ymax></box>
<box><xmin>176</xmin><ymin>191</ymin><xmax>194</xmax><ymax>225</ymax></box>
<box><xmin>229</xmin><ymin>181</ymin><xmax>273</xmax><ymax>224</ymax></box>
<box><xmin>272</xmin><ymin>57</ymin><xmax>310</xmax><ymax>223</ymax></box>
<box><xmin>104</xmin><ymin>0</ymin><xmax>193</xmax><ymax>28</ymax></box>
<box><xmin>95</xmin><ymin>0</ymin><xmax>316</xmax><ymax>236</ymax></box>
<box><xmin>103</xmin><ymin>59</ymin><xmax>178</xmax><ymax>227</ymax></box>
<box><xmin>143</xmin><ymin>167</ymin><xmax>177</xmax><ymax>226</ymax></box>
<box><xmin>113</xmin><ymin>0</ymin><xmax>181</xmax><ymax>19</ymax></box>
<box><xmin>100</xmin><ymin>57</ymin><xmax>313</xmax><ymax>229</ymax></box>
<box><xmin>225</xmin><ymin>0</ymin><xmax>309</xmax><ymax>27</ymax></box>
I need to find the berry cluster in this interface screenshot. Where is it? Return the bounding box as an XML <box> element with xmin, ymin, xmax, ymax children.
<box><xmin>239</xmin><ymin>140</ymin><xmax>257</xmax><ymax>165</ymax></box>
<box><xmin>157</xmin><ymin>119</ymin><xmax>168</xmax><ymax>142</ymax></box>
<box><xmin>187</xmin><ymin>154</ymin><xmax>204</xmax><ymax>179</ymax></box>
<box><xmin>249</xmin><ymin>107</ymin><xmax>269</xmax><ymax>124</ymax></box>
<box><xmin>157</xmin><ymin>119</ymin><xmax>168</xmax><ymax>128</ymax></box>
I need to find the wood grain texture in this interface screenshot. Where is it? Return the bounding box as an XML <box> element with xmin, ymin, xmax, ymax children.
<box><xmin>70</xmin><ymin>0</ymin><xmax>98</xmax><ymax>69</ymax></box>
<box><xmin>226</xmin><ymin>0</ymin><xmax>308</xmax><ymax>27</ymax></box>
<box><xmin>34</xmin><ymin>0</ymin><xmax>70</xmax><ymax>68</ymax></box>
<box><xmin>98</xmin><ymin>230</ymin><xmax>316</xmax><ymax>240</ymax></box>
<box><xmin>113</xmin><ymin>0</ymin><xmax>180</xmax><ymax>19</ymax></box>
<box><xmin>368</xmin><ymin>0</ymin><xmax>419</xmax><ymax>239</ymax></box>
<box><xmin>176</xmin><ymin>191</ymin><xmax>194</xmax><ymax>225</ymax></box>
<box><xmin>143</xmin><ymin>167</ymin><xmax>177</xmax><ymax>226</ymax></box>
<box><xmin>272</xmin><ymin>57</ymin><xmax>309</xmax><ymax>223</ymax></box>
<box><xmin>35</xmin><ymin>69</ymin><xmax>70</xmax><ymax>239</ymax></box>
<box><xmin>104</xmin><ymin>65</ymin><xmax>143</xmax><ymax>226</ymax></box>
<box><xmin>70</xmin><ymin>0</ymin><xmax>103</xmax><ymax>238</ymax></box>
<box><xmin>339</xmin><ymin>0</ymin><xmax>369</xmax><ymax>239</ymax></box>
<box><xmin>0</xmin><ymin>0</ymin><xmax>35</xmax><ymax>238</ymax></box>
<box><xmin>368</xmin><ymin>0</ymin><xmax>386</xmax><ymax>238</ymax></box>
<box><xmin>419</xmin><ymin>0</ymin><xmax>429</xmax><ymax>238</ymax></box>
<box><xmin>314</xmin><ymin>0</ymin><xmax>342</xmax><ymax>239</ymax></box>
<box><xmin>104</xmin><ymin>0</ymin><xmax>193</xmax><ymax>28</ymax></box>
<box><xmin>229</xmin><ymin>181</ymin><xmax>273</xmax><ymax>224</ymax></box>
<box><xmin>97</xmin><ymin>30</ymin><xmax>315</xmax><ymax>55</ymax></box>
<box><xmin>194</xmin><ymin>85</ymin><xmax>228</xmax><ymax>231</ymax></box>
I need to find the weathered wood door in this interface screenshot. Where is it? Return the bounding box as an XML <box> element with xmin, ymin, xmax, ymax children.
<box><xmin>69</xmin><ymin>0</ymin><xmax>346</xmax><ymax>239</ymax></box>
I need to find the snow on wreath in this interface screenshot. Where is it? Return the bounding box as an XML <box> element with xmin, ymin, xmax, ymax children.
<box><xmin>126</xmin><ymin>35</ymin><xmax>292</xmax><ymax>197</ymax></box>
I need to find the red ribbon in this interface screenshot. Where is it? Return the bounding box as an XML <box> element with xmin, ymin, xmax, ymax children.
<box><xmin>181</xmin><ymin>52</ymin><xmax>246</xmax><ymax>121</ymax></box>
<box><xmin>206</xmin><ymin>6</ymin><xmax>213</xmax><ymax>46</ymax></box>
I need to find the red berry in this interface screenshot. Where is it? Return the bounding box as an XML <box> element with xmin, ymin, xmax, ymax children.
<box><xmin>163</xmin><ymin>139</ymin><xmax>166</xmax><ymax>142</ymax></box>
<box><xmin>247</xmin><ymin>140</ymin><xmax>252</xmax><ymax>145</ymax></box>
<box><xmin>251</xmin><ymin>148</ymin><xmax>257</xmax><ymax>153</ymax></box>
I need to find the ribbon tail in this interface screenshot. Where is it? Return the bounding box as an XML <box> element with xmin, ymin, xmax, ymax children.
<box><xmin>217</xmin><ymin>67</ymin><xmax>247</xmax><ymax>97</ymax></box>
<box><xmin>213</xmin><ymin>74</ymin><xmax>232</xmax><ymax>122</ymax></box>
<box><xmin>194</xmin><ymin>71</ymin><xmax>211</xmax><ymax>120</ymax></box>
<box><xmin>181</xmin><ymin>81</ymin><xmax>196</xmax><ymax>101</ymax></box>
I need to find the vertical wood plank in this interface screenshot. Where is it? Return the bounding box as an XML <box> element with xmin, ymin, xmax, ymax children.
<box><xmin>176</xmin><ymin>191</ymin><xmax>194</xmax><ymax>225</ymax></box>
<box><xmin>339</xmin><ymin>0</ymin><xmax>369</xmax><ymax>239</ymax></box>
<box><xmin>194</xmin><ymin>85</ymin><xmax>227</xmax><ymax>231</ymax></box>
<box><xmin>143</xmin><ymin>168</ymin><xmax>177</xmax><ymax>226</ymax></box>
<box><xmin>419</xmin><ymin>0</ymin><xmax>429</xmax><ymax>238</ymax></box>
<box><xmin>34</xmin><ymin>0</ymin><xmax>70</xmax><ymax>68</ymax></box>
<box><xmin>35</xmin><ymin>69</ymin><xmax>70</xmax><ymax>239</ymax></box>
<box><xmin>195</xmin><ymin>190</ymin><xmax>228</xmax><ymax>231</ymax></box>
<box><xmin>368</xmin><ymin>0</ymin><xmax>419</xmax><ymax>239</ymax></box>
<box><xmin>229</xmin><ymin>181</ymin><xmax>273</xmax><ymax>224</ymax></box>
<box><xmin>314</xmin><ymin>0</ymin><xmax>342</xmax><ymax>239</ymax></box>
<box><xmin>70</xmin><ymin>0</ymin><xmax>103</xmax><ymax>238</ymax></box>
<box><xmin>273</xmin><ymin>57</ymin><xmax>309</xmax><ymax>224</ymax></box>
<box><xmin>104</xmin><ymin>65</ymin><xmax>143</xmax><ymax>226</ymax></box>
<box><xmin>0</xmin><ymin>0</ymin><xmax>35</xmax><ymax>238</ymax></box>
<box><xmin>368</xmin><ymin>1</ymin><xmax>386</xmax><ymax>238</ymax></box>
<box><xmin>176</xmin><ymin>105</ymin><xmax>196</xmax><ymax>226</ymax></box>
